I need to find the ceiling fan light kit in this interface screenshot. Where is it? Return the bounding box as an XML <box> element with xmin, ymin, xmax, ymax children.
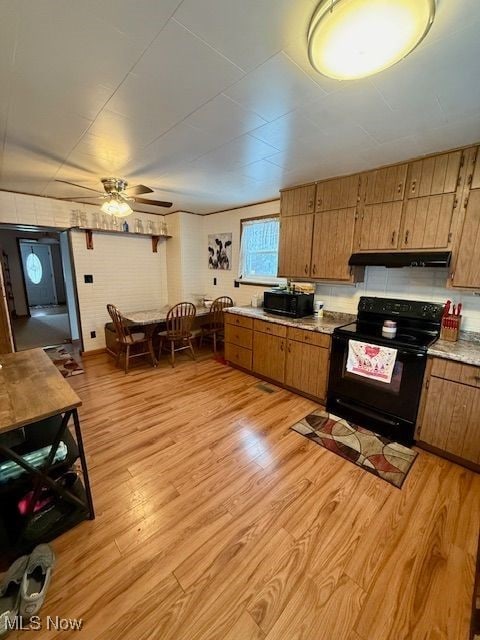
<box><xmin>308</xmin><ymin>0</ymin><xmax>436</xmax><ymax>80</ymax></box>
<box><xmin>55</xmin><ymin>177</ymin><xmax>173</xmax><ymax>213</ymax></box>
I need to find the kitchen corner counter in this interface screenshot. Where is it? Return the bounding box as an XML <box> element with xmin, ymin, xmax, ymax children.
<box><xmin>428</xmin><ymin>331</ymin><xmax>480</xmax><ymax>367</ymax></box>
<box><xmin>225</xmin><ymin>306</ymin><xmax>355</xmax><ymax>335</ymax></box>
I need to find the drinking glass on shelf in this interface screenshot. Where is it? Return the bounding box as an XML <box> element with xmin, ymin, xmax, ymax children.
<box><xmin>147</xmin><ymin>220</ymin><xmax>155</xmax><ymax>235</ymax></box>
<box><xmin>80</xmin><ymin>212</ymin><xmax>88</xmax><ymax>228</ymax></box>
<box><xmin>161</xmin><ymin>221</ymin><xmax>168</xmax><ymax>236</ymax></box>
<box><xmin>112</xmin><ymin>217</ymin><xmax>119</xmax><ymax>230</ymax></box>
<box><xmin>101</xmin><ymin>214</ymin><xmax>109</xmax><ymax>230</ymax></box>
<box><xmin>92</xmin><ymin>212</ymin><xmax>101</xmax><ymax>229</ymax></box>
<box><xmin>70</xmin><ymin>210</ymin><xmax>80</xmax><ymax>227</ymax></box>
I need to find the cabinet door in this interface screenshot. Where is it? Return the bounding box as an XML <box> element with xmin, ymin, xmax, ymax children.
<box><xmin>363</xmin><ymin>164</ymin><xmax>407</xmax><ymax>204</ymax></box>
<box><xmin>357</xmin><ymin>202</ymin><xmax>403</xmax><ymax>251</ymax></box>
<box><xmin>451</xmin><ymin>189</ymin><xmax>480</xmax><ymax>288</ymax></box>
<box><xmin>400</xmin><ymin>194</ymin><xmax>455</xmax><ymax>250</ymax></box>
<box><xmin>285</xmin><ymin>340</ymin><xmax>329</xmax><ymax>400</ymax></box>
<box><xmin>316</xmin><ymin>175</ymin><xmax>359</xmax><ymax>212</ymax></box>
<box><xmin>0</xmin><ymin>262</ymin><xmax>14</xmax><ymax>354</ymax></box>
<box><xmin>419</xmin><ymin>377</ymin><xmax>480</xmax><ymax>464</ymax></box>
<box><xmin>311</xmin><ymin>208</ymin><xmax>356</xmax><ymax>280</ymax></box>
<box><xmin>470</xmin><ymin>148</ymin><xmax>480</xmax><ymax>190</ymax></box>
<box><xmin>281</xmin><ymin>185</ymin><xmax>315</xmax><ymax>216</ymax></box>
<box><xmin>252</xmin><ymin>332</ymin><xmax>286</xmax><ymax>383</ymax></box>
<box><xmin>278</xmin><ymin>214</ymin><xmax>313</xmax><ymax>278</ymax></box>
<box><xmin>407</xmin><ymin>151</ymin><xmax>462</xmax><ymax>198</ymax></box>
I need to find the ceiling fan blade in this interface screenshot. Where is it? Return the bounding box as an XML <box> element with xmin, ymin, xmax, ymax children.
<box><xmin>134</xmin><ymin>197</ymin><xmax>173</xmax><ymax>208</ymax></box>
<box><xmin>125</xmin><ymin>184</ymin><xmax>154</xmax><ymax>195</ymax></box>
<box><xmin>56</xmin><ymin>195</ymin><xmax>102</xmax><ymax>200</ymax></box>
<box><xmin>55</xmin><ymin>179</ymin><xmax>104</xmax><ymax>194</ymax></box>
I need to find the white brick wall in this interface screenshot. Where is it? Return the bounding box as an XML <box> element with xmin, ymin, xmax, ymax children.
<box><xmin>71</xmin><ymin>230</ymin><xmax>168</xmax><ymax>351</ymax></box>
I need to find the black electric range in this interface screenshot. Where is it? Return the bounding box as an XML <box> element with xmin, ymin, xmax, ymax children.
<box><xmin>327</xmin><ymin>296</ymin><xmax>444</xmax><ymax>445</ymax></box>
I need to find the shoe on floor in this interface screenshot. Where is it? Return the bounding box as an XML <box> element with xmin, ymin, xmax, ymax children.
<box><xmin>0</xmin><ymin>555</ymin><xmax>29</xmax><ymax>637</ymax></box>
<box><xmin>19</xmin><ymin>545</ymin><xmax>55</xmax><ymax>618</ymax></box>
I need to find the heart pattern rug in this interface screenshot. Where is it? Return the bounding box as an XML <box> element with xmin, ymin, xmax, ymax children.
<box><xmin>44</xmin><ymin>346</ymin><xmax>84</xmax><ymax>378</ymax></box>
<box><xmin>291</xmin><ymin>409</ymin><xmax>417</xmax><ymax>489</ymax></box>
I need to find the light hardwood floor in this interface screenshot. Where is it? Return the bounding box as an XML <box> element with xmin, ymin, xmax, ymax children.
<box><xmin>17</xmin><ymin>351</ymin><xmax>480</xmax><ymax>640</ymax></box>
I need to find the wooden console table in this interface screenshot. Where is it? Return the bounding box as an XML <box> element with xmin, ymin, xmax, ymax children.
<box><xmin>0</xmin><ymin>349</ymin><xmax>94</xmax><ymax>556</ymax></box>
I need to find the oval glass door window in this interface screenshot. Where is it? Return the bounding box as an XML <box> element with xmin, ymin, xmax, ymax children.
<box><xmin>26</xmin><ymin>253</ymin><xmax>43</xmax><ymax>284</ymax></box>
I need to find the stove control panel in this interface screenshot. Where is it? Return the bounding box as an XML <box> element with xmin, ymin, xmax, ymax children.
<box><xmin>358</xmin><ymin>297</ymin><xmax>443</xmax><ymax>321</ymax></box>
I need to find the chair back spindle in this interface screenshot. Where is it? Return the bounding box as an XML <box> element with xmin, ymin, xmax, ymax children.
<box><xmin>166</xmin><ymin>302</ymin><xmax>196</xmax><ymax>340</ymax></box>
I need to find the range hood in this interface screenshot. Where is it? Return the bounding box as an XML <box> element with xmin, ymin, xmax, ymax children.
<box><xmin>349</xmin><ymin>251</ymin><xmax>451</xmax><ymax>268</ymax></box>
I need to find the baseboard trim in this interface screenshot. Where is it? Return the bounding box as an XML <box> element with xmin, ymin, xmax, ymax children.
<box><xmin>81</xmin><ymin>347</ymin><xmax>107</xmax><ymax>357</ymax></box>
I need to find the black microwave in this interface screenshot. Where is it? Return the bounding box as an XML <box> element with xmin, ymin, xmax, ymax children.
<box><xmin>263</xmin><ymin>290</ymin><xmax>314</xmax><ymax>318</ymax></box>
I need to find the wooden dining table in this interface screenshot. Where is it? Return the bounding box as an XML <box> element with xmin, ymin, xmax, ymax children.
<box><xmin>122</xmin><ymin>304</ymin><xmax>211</xmax><ymax>326</ymax></box>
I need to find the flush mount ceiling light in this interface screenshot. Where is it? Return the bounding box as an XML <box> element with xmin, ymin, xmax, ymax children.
<box><xmin>308</xmin><ymin>0</ymin><xmax>436</xmax><ymax>80</ymax></box>
<box><xmin>101</xmin><ymin>194</ymin><xmax>133</xmax><ymax>217</ymax></box>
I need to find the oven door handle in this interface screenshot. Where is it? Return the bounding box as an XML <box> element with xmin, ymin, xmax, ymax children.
<box><xmin>332</xmin><ymin>398</ymin><xmax>401</xmax><ymax>427</ymax></box>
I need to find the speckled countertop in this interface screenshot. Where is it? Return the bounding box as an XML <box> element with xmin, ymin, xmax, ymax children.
<box><xmin>427</xmin><ymin>331</ymin><xmax>480</xmax><ymax>367</ymax></box>
<box><xmin>225</xmin><ymin>306</ymin><xmax>355</xmax><ymax>335</ymax></box>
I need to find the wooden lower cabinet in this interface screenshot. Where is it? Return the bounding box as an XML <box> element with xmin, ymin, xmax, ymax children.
<box><xmin>417</xmin><ymin>359</ymin><xmax>480</xmax><ymax>466</ymax></box>
<box><xmin>285</xmin><ymin>339</ymin><xmax>329</xmax><ymax>401</ymax></box>
<box><xmin>252</xmin><ymin>331</ymin><xmax>286</xmax><ymax>384</ymax></box>
<box><xmin>224</xmin><ymin>342</ymin><xmax>252</xmax><ymax>370</ymax></box>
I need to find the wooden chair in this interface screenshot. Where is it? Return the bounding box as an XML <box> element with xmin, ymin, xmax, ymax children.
<box><xmin>157</xmin><ymin>302</ymin><xmax>197</xmax><ymax>367</ymax></box>
<box><xmin>107</xmin><ymin>304</ymin><xmax>156</xmax><ymax>373</ymax></box>
<box><xmin>200</xmin><ymin>296</ymin><xmax>234</xmax><ymax>353</ymax></box>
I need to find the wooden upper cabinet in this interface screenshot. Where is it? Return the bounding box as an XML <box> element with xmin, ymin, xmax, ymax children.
<box><xmin>357</xmin><ymin>202</ymin><xmax>403</xmax><ymax>251</ymax></box>
<box><xmin>451</xmin><ymin>189</ymin><xmax>480</xmax><ymax>288</ymax></box>
<box><xmin>400</xmin><ymin>194</ymin><xmax>456</xmax><ymax>250</ymax></box>
<box><xmin>362</xmin><ymin>164</ymin><xmax>408</xmax><ymax>204</ymax></box>
<box><xmin>252</xmin><ymin>331</ymin><xmax>286</xmax><ymax>383</ymax></box>
<box><xmin>315</xmin><ymin>175</ymin><xmax>359</xmax><ymax>212</ymax></box>
<box><xmin>277</xmin><ymin>214</ymin><xmax>313</xmax><ymax>278</ymax></box>
<box><xmin>468</xmin><ymin>147</ymin><xmax>480</xmax><ymax>190</ymax></box>
<box><xmin>311</xmin><ymin>208</ymin><xmax>356</xmax><ymax>280</ymax></box>
<box><xmin>280</xmin><ymin>184</ymin><xmax>316</xmax><ymax>216</ymax></box>
<box><xmin>407</xmin><ymin>151</ymin><xmax>462</xmax><ymax>199</ymax></box>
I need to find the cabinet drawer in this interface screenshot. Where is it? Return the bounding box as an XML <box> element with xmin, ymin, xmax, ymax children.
<box><xmin>225</xmin><ymin>314</ymin><xmax>253</xmax><ymax>330</ymax></box>
<box><xmin>224</xmin><ymin>324</ymin><xmax>252</xmax><ymax>349</ymax></box>
<box><xmin>287</xmin><ymin>328</ymin><xmax>330</xmax><ymax>349</ymax></box>
<box><xmin>431</xmin><ymin>358</ymin><xmax>480</xmax><ymax>388</ymax></box>
<box><xmin>253</xmin><ymin>319</ymin><xmax>287</xmax><ymax>338</ymax></box>
<box><xmin>225</xmin><ymin>343</ymin><xmax>252</xmax><ymax>370</ymax></box>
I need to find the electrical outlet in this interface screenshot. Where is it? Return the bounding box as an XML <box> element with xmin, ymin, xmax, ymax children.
<box><xmin>90</xmin><ymin>330</ymin><xmax>96</xmax><ymax>339</ymax></box>
<box><xmin>213</xmin><ymin>277</ymin><xmax>217</xmax><ymax>285</ymax></box>
<box><xmin>84</xmin><ymin>274</ymin><xmax>93</xmax><ymax>283</ymax></box>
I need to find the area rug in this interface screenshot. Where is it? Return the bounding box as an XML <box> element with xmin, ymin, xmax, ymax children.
<box><xmin>44</xmin><ymin>347</ymin><xmax>84</xmax><ymax>378</ymax></box>
<box><xmin>291</xmin><ymin>409</ymin><xmax>417</xmax><ymax>489</ymax></box>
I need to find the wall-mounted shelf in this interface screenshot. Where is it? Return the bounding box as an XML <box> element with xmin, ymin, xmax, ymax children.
<box><xmin>70</xmin><ymin>227</ymin><xmax>172</xmax><ymax>253</ymax></box>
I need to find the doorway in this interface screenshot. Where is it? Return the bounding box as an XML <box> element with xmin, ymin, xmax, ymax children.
<box><xmin>0</xmin><ymin>227</ymin><xmax>81</xmax><ymax>352</ymax></box>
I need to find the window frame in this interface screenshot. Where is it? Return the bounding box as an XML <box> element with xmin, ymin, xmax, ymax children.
<box><xmin>237</xmin><ymin>214</ymin><xmax>286</xmax><ymax>286</ymax></box>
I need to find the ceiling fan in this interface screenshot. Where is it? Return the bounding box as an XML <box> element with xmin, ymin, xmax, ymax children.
<box><xmin>55</xmin><ymin>177</ymin><xmax>172</xmax><ymax>216</ymax></box>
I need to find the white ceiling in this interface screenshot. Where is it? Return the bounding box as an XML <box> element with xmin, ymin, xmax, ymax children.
<box><xmin>1</xmin><ymin>0</ymin><xmax>479</xmax><ymax>214</ymax></box>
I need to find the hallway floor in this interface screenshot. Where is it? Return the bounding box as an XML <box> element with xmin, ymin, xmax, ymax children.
<box><xmin>12</xmin><ymin>304</ymin><xmax>70</xmax><ymax>350</ymax></box>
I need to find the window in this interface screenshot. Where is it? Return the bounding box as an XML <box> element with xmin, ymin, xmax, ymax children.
<box><xmin>239</xmin><ymin>216</ymin><xmax>284</xmax><ymax>283</ymax></box>
<box><xmin>26</xmin><ymin>252</ymin><xmax>42</xmax><ymax>284</ymax></box>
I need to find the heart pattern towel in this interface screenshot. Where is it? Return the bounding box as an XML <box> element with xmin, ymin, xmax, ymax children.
<box><xmin>346</xmin><ymin>340</ymin><xmax>398</xmax><ymax>384</ymax></box>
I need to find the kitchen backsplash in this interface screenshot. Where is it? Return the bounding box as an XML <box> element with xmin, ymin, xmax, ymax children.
<box><xmin>313</xmin><ymin>266</ymin><xmax>480</xmax><ymax>333</ymax></box>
